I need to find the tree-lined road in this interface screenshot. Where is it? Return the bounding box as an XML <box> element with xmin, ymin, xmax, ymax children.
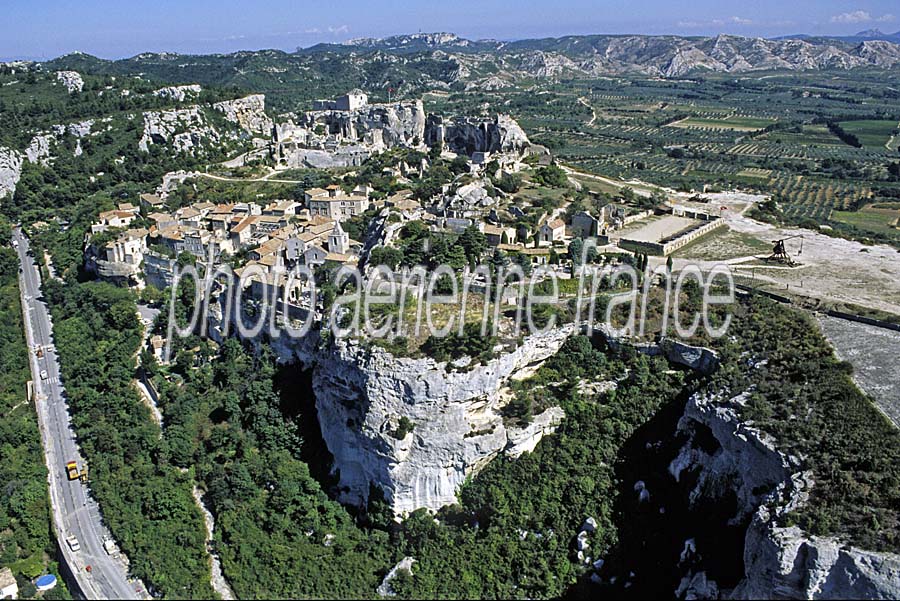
<box><xmin>13</xmin><ymin>228</ymin><xmax>144</xmax><ymax>600</ymax></box>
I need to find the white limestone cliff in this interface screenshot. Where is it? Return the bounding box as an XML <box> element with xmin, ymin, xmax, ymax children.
<box><xmin>735</xmin><ymin>514</ymin><xmax>900</xmax><ymax>599</ymax></box>
<box><xmin>55</xmin><ymin>70</ymin><xmax>84</xmax><ymax>93</ymax></box>
<box><xmin>0</xmin><ymin>147</ymin><xmax>24</xmax><ymax>200</ymax></box>
<box><xmin>212</xmin><ymin>94</ymin><xmax>273</xmax><ymax>136</ymax></box>
<box><xmin>312</xmin><ymin>324</ymin><xmax>577</xmax><ymax>514</ymax></box>
<box><xmin>425</xmin><ymin>113</ymin><xmax>531</xmax><ymax>156</ymax></box>
<box><xmin>153</xmin><ymin>84</ymin><xmax>202</xmax><ymax>102</ymax></box>
<box><xmin>139</xmin><ymin>106</ymin><xmax>220</xmax><ymax>153</ymax></box>
<box><xmin>672</xmin><ymin>388</ymin><xmax>900</xmax><ymax>599</ymax></box>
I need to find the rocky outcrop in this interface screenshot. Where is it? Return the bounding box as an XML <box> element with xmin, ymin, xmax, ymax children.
<box><xmin>505</xmin><ymin>406</ymin><xmax>565</xmax><ymax>457</ymax></box>
<box><xmin>281</xmin><ymin>146</ymin><xmax>372</xmax><ymax>169</ymax></box>
<box><xmin>212</xmin><ymin>94</ymin><xmax>273</xmax><ymax>136</ymax></box>
<box><xmin>312</xmin><ymin>324</ymin><xmax>577</xmax><ymax>514</ymax></box>
<box><xmin>425</xmin><ymin>113</ymin><xmax>530</xmax><ymax>156</ymax></box>
<box><xmin>25</xmin><ymin>134</ymin><xmax>54</xmax><ymax>165</ymax></box>
<box><xmin>204</xmin><ymin>290</ymin><xmax>577</xmax><ymax>514</ymax></box>
<box><xmin>734</xmin><ymin>516</ymin><xmax>900</xmax><ymax>599</ymax></box>
<box><xmin>273</xmin><ymin>99</ymin><xmax>425</xmax><ymax>167</ymax></box>
<box><xmin>444</xmin><ymin>181</ymin><xmax>494</xmax><ymax>215</ymax></box>
<box><xmin>0</xmin><ymin>118</ymin><xmax>95</xmax><ymax>199</ymax></box>
<box><xmin>377</xmin><ymin>557</ymin><xmax>416</xmax><ymax>597</ymax></box>
<box><xmin>672</xmin><ymin>387</ymin><xmax>900</xmax><ymax>599</ymax></box>
<box><xmin>153</xmin><ymin>84</ymin><xmax>202</xmax><ymax>102</ymax></box>
<box><xmin>0</xmin><ymin>147</ymin><xmax>24</xmax><ymax>200</ymax></box>
<box><xmin>55</xmin><ymin>70</ymin><xmax>84</xmax><ymax>93</ymax></box>
<box><xmin>139</xmin><ymin>106</ymin><xmax>220</xmax><ymax>153</ymax></box>
<box><xmin>670</xmin><ymin>390</ymin><xmax>796</xmax><ymax>524</ymax></box>
<box><xmin>593</xmin><ymin>329</ymin><xmax>720</xmax><ymax>376</ymax></box>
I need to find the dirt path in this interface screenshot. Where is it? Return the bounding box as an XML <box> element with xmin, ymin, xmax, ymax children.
<box><xmin>199</xmin><ymin>171</ymin><xmax>304</xmax><ymax>184</ymax></box>
<box><xmin>885</xmin><ymin>120</ymin><xmax>900</xmax><ymax>151</ymax></box>
<box><xmin>192</xmin><ymin>487</ymin><xmax>236</xmax><ymax>601</ymax></box>
<box><xmin>577</xmin><ymin>96</ymin><xmax>597</xmax><ymax>126</ymax></box>
<box><xmin>560</xmin><ymin>165</ymin><xmax>664</xmax><ymax>198</ymax></box>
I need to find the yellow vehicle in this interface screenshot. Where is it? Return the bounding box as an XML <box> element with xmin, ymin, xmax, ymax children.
<box><xmin>65</xmin><ymin>461</ymin><xmax>87</xmax><ymax>482</ymax></box>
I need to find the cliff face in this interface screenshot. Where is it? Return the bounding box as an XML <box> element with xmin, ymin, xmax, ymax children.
<box><xmin>672</xmin><ymin>388</ymin><xmax>900</xmax><ymax>599</ymax></box>
<box><xmin>736</xmin><ymin>514</ymin><xmax>900</xmax><ymax>599</ymax></box>
<box><xmin>312</xmin><ymin>326</ymin><xmax>574</xmax><ymax>513</ymax></box>
<box><xmin>0</xmin><ymin>147</ymin><xmax>23</xmax><ymax>200</ymax></box>
<box><xmin>212</xmin><ymin>94</ymin><xmax>273</xmax><ymax>136</ymax></box>
<box><xmin>425</xmin><ymin>113</ymin><xmax>530</xmax><ymax>155</ymax></box>
<box><xmin>139</xmin><ymin>106</ymin><xmax>220</xmax><ymax>153</ymax></box>
<box><xmin>205</xmin><ymin>294</ymin><xmax>900</xmax><ymax>594</ymax></box>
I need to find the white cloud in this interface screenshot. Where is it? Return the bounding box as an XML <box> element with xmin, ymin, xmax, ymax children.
<box><xmin>831</xmin><ymin>10</ymin><xmax>872</xmax><ymax>24</ymax></box>
<box><xmin>677</xmin><ymin>16</ymin><xmax>753</xmax><ymax>28</ymax></box>
<box><xmin>830</xmin><ymin>10</ymin><xmax>895</xmax><ymax>24</ymax></box>
<box><xmin>676</xmin><ymin>17</ymin><xmax>753</xmax><ymax>29</ymax></box>
<box><xmin>303</xmin><ymin>25</ymin><xmax>349</xmax><ymax>36</ymax></box>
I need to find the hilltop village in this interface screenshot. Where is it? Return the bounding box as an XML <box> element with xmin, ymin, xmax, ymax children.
<box><xmin>85</xmin><ymin>89</ymin><xmax>727</xmax><ymax>338</ymax></box>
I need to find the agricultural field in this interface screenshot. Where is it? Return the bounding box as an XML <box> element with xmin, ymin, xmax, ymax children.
<box><xmin>831</xmin><ymin>206</ymin><xmax>900</xmax><ymax>236</ymax></box>
<box><xmin>838</xmin><ymin>119</ymin><xmax>900</xmax><ymax>149</ymax></box>
<box><xmin>769</xmin><ymin>176</ymin><xmax>872</xmax><ymax>222</ymax></box>
<box><xmin>759</xmin><ymin>124</ymin><xmax>842</xmax><ymax>146</ymax></box>
<box><xmin>421</xmin><ymin>69</ymin><xmax>900</xmax><ymax>250</ymax></box>
<box><xmin>667</xmin><ymin>115</ymin><xmax>776</xmax><ymax>131</ymax></box>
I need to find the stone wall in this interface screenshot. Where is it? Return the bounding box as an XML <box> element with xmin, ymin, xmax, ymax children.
<box><xmin>619</xmin><ymin>217</ymin><xmax>725</xmax><ymax>256</ymax></box>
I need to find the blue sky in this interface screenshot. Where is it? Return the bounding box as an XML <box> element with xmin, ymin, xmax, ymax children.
<box><xmin>2</xmin><ymin>0</ymin><xmax>898</xmax><ymax>60</ymax></box>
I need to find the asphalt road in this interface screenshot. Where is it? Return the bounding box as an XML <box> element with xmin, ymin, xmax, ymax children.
<box><xmin>13</xmin><ymin>229</ymin><xmax>143</xmax><ymax>600</ymax></box>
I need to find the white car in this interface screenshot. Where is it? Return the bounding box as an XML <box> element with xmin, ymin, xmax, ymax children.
<box><xmin>40</xmin><ymin>369</ymin><xmax>49</xmax><ymax>380</ymax></box>
<box><xmin>66</xmin><ymin>535</ymin><xmax>81</xmax><ymax>552</ymax></box>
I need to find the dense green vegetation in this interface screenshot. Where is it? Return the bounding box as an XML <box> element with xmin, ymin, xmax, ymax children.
<box><xmin>0</xmin><ymin>222</ymin><xmax>69</xmax><ymax>599</ymax></box>
<box><xmin>152</xmin><ymin>339</ymin><xmax>392</xmax><ymax>598</ymax></box>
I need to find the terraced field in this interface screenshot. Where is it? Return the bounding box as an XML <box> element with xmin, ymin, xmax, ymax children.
<box><xmin>831</xmin><ymin>206</ymin><xmax>900</xmax><ymax>235</ymax></box>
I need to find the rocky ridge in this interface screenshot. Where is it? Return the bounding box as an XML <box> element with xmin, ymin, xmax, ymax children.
<box><xmin>0</xmin><ymin>119</ymin><xmax>95</xmax><ymax>199</ymax></box>
<box><xmin>153</xmin><ymin>84</ymin><xmax>202</xmax><ymax>102</ymax></box>
<box><xmin>139</xmin><ymin>106</ymin><xmax>220</xmax><ymax>153</ymax></box>
<box><xmin>0</xmin><ymin>147</ymin><xmax>24</xmax><ymax>200</ymax></box>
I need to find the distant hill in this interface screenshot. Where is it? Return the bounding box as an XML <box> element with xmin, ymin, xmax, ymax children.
<box><xmin>775</xmin><ymin>29</ymin><xmax>900</xmax><ymax>44</ymax></box>
<box><xmin>39</xmin><ymin>32</ymin><xmax>900</xmax><ymax>113</ymax></box>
